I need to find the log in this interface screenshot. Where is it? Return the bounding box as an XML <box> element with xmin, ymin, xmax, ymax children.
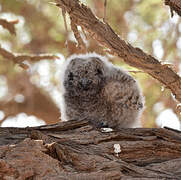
<box><xmin>0</xmin><ymin>119</ymin><xmax>181</xmax><ymax>179</ymax></box>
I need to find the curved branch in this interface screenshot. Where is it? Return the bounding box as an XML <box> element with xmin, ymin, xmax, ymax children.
<box><xmin>56</xmin><ymin>0</ymin><xmax>181</xmax><ymax>102</ymax></box>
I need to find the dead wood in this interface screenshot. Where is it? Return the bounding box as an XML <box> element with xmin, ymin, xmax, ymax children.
<box><xmin>55</xmin><ymin>0</ymin><xmax>181</xmax><ymax>103</ymax></box>
<box><xmin>0</xmin><ymin>119</ymin><xmax>181</xmax><ymax>179</ymax></box>
<box><xmin>0</xmin><ymin>19</ymin><xmax>18</xmax><ymax>35</ymax></box>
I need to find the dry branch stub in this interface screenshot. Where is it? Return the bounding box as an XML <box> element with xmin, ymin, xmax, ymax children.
<box><xmin>0</xmin><ymin>19</ymin><xmax>18</xmax><ymax>35</ymax></box>
<box><xmin>70</xmin><ymin>17</ymin><xmax>86</xmax><ymax>53</ymax></box>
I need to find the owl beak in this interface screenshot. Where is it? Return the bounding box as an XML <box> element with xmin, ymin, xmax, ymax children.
<box><xmin>79</xmin><ymin>78</ymin><xmax>92</xmax><ymax>90</ymax></box>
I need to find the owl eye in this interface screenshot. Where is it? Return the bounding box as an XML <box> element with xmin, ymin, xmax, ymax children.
<box><xmin>96</xmin><ymin>69</ymin><xmax>102</xmax><ymax>75</ymax></box>
<box><xmin>68</xmin><ymin>72</ymin><xmax>74</xmax><ymax>80</ymax></box>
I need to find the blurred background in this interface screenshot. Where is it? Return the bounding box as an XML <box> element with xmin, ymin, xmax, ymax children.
<box><xmin>0</xmin><ymin>0</ymin><xmax>181</xmax><ymax>129</ymax></box>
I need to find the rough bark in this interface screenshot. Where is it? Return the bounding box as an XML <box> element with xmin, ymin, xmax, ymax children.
<box><xmin>0</xmin><ymin>120</ymin><xmax>181</xmax><ymax>179</ymax></box>
<box><xmin>165</xmin><ymin>0</ymin><xmax>181</xmax><ymax>17</ymax></box>
<box><xmin>55</xmin><ymin>0</ymin><xmax>181</xmax><ymax>103</ymax></box>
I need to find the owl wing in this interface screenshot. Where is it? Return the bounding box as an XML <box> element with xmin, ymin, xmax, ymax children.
<box><xmin>103</xmin><ymin>69</ymin><xmax>143</xmax><ymax>110</ymax></box>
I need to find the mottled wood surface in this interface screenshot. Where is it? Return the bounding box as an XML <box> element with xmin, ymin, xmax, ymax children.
<box><xmin>0</xmin><ymin>120</ymin><xmax>181</xmax><ymax>179</ymax></box>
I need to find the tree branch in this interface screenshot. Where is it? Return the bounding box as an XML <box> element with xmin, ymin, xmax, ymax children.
<box><xmin>165</xmin><ymin>0</ymin><xmax>181</xmax><ymax>17</ymax></box>
<box><xmin>0</xmin><ymin>45</ymin><xmax>59</xmax><ymax>69</ymax></box>
<box><xmin>56</xmin><ymin>0</ymin><xmax>181</xmax><ymax>102</ymax></box>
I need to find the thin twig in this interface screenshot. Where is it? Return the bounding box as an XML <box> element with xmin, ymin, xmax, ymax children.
<box><xmin>62</xmin><ymin>8</ymin><xmax>68</xmax><ymax>33</ymax></box>
<box><xmin>128</xmin><ymin>70</ymin><xmax>144</xmax><ymax>74</ymax></box>
<box><xmin>0</xmin><ymin>45</ymin><xmax>59</xmax><ymax>69</ymax></box>
<box><xmin>103</xmin><ymin>0</ymin><xmax>107</xmax><ymax>22</ymax></box>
